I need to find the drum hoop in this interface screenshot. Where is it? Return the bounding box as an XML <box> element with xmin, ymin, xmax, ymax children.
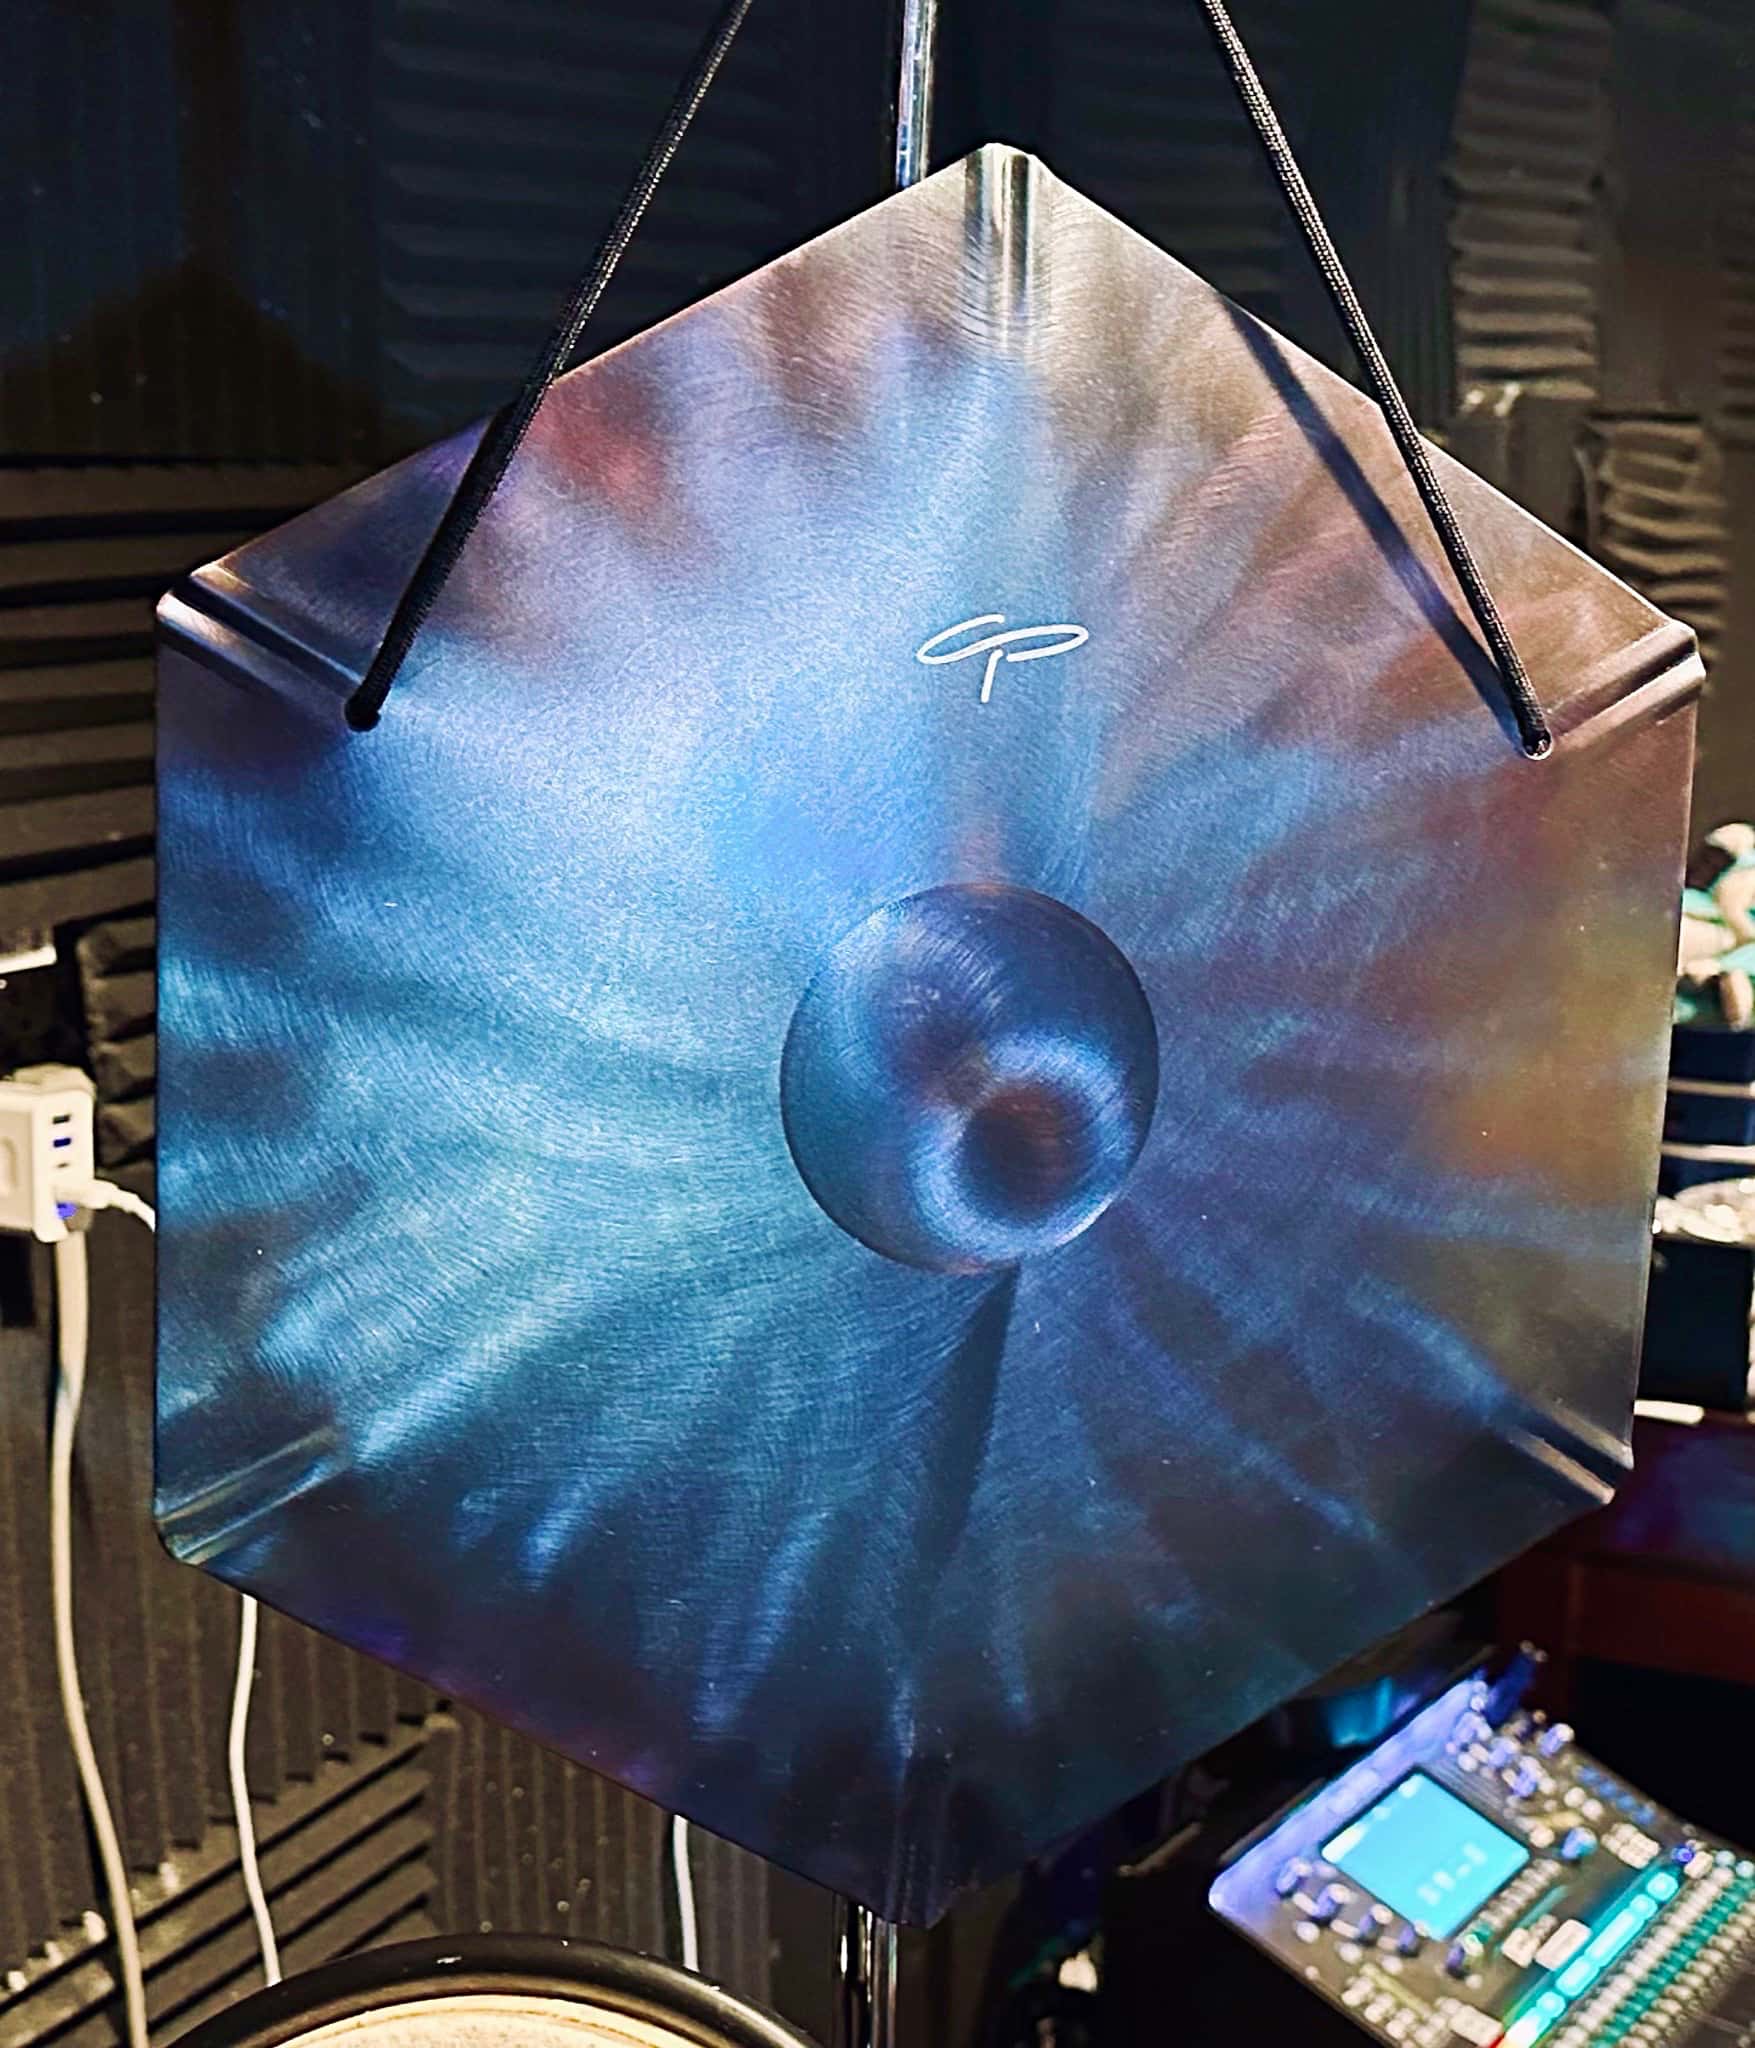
<box><xmin>170</xmin><ymin>1936</ymin><xmax>816</xmax><ymax>2048</ymax></box>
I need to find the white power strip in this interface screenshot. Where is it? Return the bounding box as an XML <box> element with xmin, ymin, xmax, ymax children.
<box><xmin>0</xmin><ymin>1065</ymin><xmax>98</xmax><ymax>1243</ymax></box>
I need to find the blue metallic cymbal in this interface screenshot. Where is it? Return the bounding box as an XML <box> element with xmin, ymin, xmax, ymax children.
<box><xmin>155</xmin><ymin>146</ymin><xmax>1700</xmax><ymax>1925</ymax></box>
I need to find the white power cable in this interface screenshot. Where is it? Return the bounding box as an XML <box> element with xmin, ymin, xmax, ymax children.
<box><xmin>92</xmin><ymin>1184</ymin><xmax>280</xmax><ymax>1988</ymax></box>
<box><xmin>672</xmin><ymin>1812</ymin><xmax>700</xmax><ymax>1974</ymax></box>
<box><xmin>80</xmin><ymin>1180</ymin><xmax>157</xmax><ymax>1232</ymax></box>
<box><xmin>47</xmin><ymin>1175</ymin><xmax>282</xmax><ymax>2045</ymax></box>
<box><xmin>228</xmin><ymin>1593</ymin><xmax>282</xmax><ymax>1984</ymax></box>
<box><xmin>49</xmin><ymin>1226</ymin><xmax>150</xmax><ymax>2048</ymax></box>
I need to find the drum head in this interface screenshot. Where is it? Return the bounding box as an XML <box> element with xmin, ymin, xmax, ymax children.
<box><xmin>172</xmin><ymin>1938</ymin><xmax>818</xmax><ymax>2048</ymax></box>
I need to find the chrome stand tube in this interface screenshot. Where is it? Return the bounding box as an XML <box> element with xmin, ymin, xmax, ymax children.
<box><xmin>836</xmin><ymin>9</ymin><xmax>936</xmax><ymax>2025</ymax></box>
<box><xmin>891</xmin><ymin>0</ymin><xmax>940</xmax><ymax>189</ymax></box>
<box><xmin>834</xmin><ymin>1901</ymin><xmax>899</xmax><ymax>2048</ymax></box>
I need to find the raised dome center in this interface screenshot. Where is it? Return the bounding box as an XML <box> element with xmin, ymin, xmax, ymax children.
<box><xmin>779</xmin><ymin>884</ymin><xmax>1159</xmax><ymax>1274</ymax></box>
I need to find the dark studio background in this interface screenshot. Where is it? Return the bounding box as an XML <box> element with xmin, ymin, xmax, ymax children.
<box><xmin>4</xmin><ymin>0</ymin><xmax>1755</xmax><ymax>2042</ymax></box>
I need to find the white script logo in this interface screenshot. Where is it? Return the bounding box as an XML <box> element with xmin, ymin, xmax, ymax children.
<box><xmin>915</xmin><ymin>614</ymin><xmax>1090</xmax><ymax>705</ymax></box>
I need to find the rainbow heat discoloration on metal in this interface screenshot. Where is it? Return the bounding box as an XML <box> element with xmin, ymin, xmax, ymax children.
<box><xmin>155</xmin><ymin>146</ymin><xmax>1698</xmax><ymax>1924</ymax></box>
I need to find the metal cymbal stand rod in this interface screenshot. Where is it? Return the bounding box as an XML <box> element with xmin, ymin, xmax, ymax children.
<box><xmin>834</xmin><ymin>1902</ymin><xmax>900</xmax><ymax>2048</ymax></box>
<box><xmin>829</xmin><ymin>12</ymin><xmax>938</xmax><ymax>2044</ymax></box>
<box><xmin>891</xmin><ymin>0</ymin><xmax>940</xmax><ymax>189</ymax></box>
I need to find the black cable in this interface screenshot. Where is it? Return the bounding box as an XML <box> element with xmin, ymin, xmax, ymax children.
<box><xmin>346</xmin><ymin>0</ymin><xmax>757</xmax><ymax>730</ymax></box>
<box><xmin>350</xmin><ymin>0</ymin><xmax>1543</xmax><ymax>759</ymax></box>
<box><xmin>1192</xmin><ymin>0</ymin><xmax>1553</xmax><ymax>759</ymax></box>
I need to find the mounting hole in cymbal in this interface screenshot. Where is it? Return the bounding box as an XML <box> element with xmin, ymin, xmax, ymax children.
<box><xmin>779</xmin><ymin>883</ymin><xmax>1159</xmax><ymax>1273</ymax></box>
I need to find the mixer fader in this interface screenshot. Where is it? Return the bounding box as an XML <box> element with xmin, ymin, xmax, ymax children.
<box><xmin>1210</xmin><ymin>1670</ymin><xmax>1755</xmax><ymax>2047</ymax></box>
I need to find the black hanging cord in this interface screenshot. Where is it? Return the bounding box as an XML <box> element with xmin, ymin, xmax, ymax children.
<box><xmin>345</xmin><ymin>0</ymin><xmax>757</xmax><ymax>731</ymax></box>
<box><xmin>1192</xmin><ymin>0</ymin><xmax>1553</xmax><ymax>759</ymax></box>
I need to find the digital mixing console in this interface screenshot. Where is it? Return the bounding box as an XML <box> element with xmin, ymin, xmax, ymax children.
<box><xmin>1210</xmin><ymin>1670</ymin><xmax>1755</xmax><ymax>2048</ymax></box>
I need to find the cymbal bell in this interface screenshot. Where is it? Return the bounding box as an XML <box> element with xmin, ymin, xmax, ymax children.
<box><xmin>156</xmin><ymin>145</ymin><xmax>1700</xmax><ymax>1924</ymax></box>
<box><xmin>780</xmin><ymin>882</ymin><xmax>1159</xmax><ymax>1273</ymax></box>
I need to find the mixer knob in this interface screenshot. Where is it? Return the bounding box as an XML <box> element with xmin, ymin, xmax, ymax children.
<box><xmin>1274</xmin><ymin>1858</ymin><xmax>1311</xmax><ymax>1900</ymax></box>
<box><xmin>1310</xmin><ymin>1885</ymin><xmax>1352</xmax><ymax>1926</ymax></box>
<box><xmin>1488</xmin><ymin>1737</ymin><xmax>1519</xmax><ymax>1770</ymax></box>
<box><xmin>1355</xmin><ymin>1906</ymin><xmax>1392</xmax><ymax>1947</ymax></box>
<box><xmin>1561</xmin><ymin>1826</ymin><xmax>1598</xmax><ymax>1863</ymax></box>
<box><xmin>1444</xmin><ymin>1940</ymin><xmax>1475</xmax><ymax>1979</ymax></box>
<box><xmin>1508</xmin><ymin>1760</ymin><xmax>1545</xmax><ymax>1800</ymax></box>
<box><xmin>1538</xmin><ymin>1722</ymin><xmax>1575</xmax><ymax>1758</ymax></box>
<box><xmin>1393</xmin><ymin>1922</ymin><xmax>1425</xmax><ymax>1958</ymax></box>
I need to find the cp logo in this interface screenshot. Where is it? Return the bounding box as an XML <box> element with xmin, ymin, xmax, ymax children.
<box><xmin>916</xmin><ymin>613</ymin><xmax>1090</xmax><ymax>704</ymax></box>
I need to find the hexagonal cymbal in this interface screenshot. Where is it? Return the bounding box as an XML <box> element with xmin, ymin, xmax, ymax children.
<box><xmin>155</xmin><ymin>146</ymin><xmax>1699</xmax><ymax>1924</ymax></box>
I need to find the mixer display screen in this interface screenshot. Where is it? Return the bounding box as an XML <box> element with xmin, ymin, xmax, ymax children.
<box><xmin>1322</xmin><ymin>1773</ymin><xmax>1529</xmax><ymax>1938</ymax></box>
